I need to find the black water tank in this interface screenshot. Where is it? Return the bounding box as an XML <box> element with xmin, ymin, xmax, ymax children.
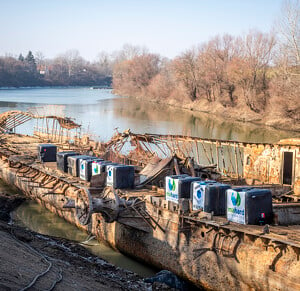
<box><xmin>226</xmin><ymin>187</ymin><xmax>273</xmax><ymax>225</ymax></box>
<box><xmin>79</xmin><ymin>158</ymin><xmax>104</xmax><ymax>181</ymax></box>
<box><xmin>38</xmin><ymin>144</ymin><xmax>57</xmax><ymax>162</ymax></box>
<box><xmin>91</xmin><ymin>161</ymin><xmax>118</xmax><ymax>176</ymax></box>
<box><xmin>106</xmin><ymin>164</ymin><xmax>135</xmax><ymax>189</ymax></box>
<box><xmin>165</xmin><ymin>175</ymin><xmax>200</xmax><ymax>203</ymax></box>
<box><xmin>191</xmin><ymin>180</ymin><xmax>216</xmax><ymax>211</ymax></box>
<box><xmin>57</xmin><ymin>151</ymin><xmax>78</xmax><ymax>173</ymax></box>
<box><xmin>67</xmin><ymin>155</ymin><xmax>90</xmax><ymax>177</ymax></box>
<box><xmin>191</xmin><ymin>181</ymin><xmax>231</xmax><ymax>215</ymax></box>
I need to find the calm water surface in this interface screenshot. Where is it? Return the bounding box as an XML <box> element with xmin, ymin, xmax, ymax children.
<box><xmin>12</xmin><ymin>200</ymin><xmax>156</xmax><ymax>277</ymax></box>
<box><xmin>0</xmin><ymin>87</ymin><xmax>297</xmax><ymax>143</ymax></box>
<box><xmin>0</xmin><ymin>179</ymin><xmax>155</xmax><ymax>277</ymax></box>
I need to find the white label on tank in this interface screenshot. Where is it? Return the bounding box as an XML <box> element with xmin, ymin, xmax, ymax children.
<box><xmin>79</xmin><ymin>160</ymin><xmax>85</xmax><ymax>180</ymax></box>
<box><xmin>165</xmin><ymin>177</ymin><xmax>179</xmax><ymax>203</ymax></box>
<box><xmin>227</xmin><ymin>189</ymin><xmax>246</xmax><ymax>224</ymax></box>
<box><xmin>92</xmin><ymin>162</ymin><xmax>100</xmax><ymax>176</ymax></box>
<box><xmin>106</xmin><ymin>165</ymin><xmax>114</xmax><ymax>186</ymax></box>
<box><xmin>192</xmin><ymin>183</ymin><xmax>206</xmax><ymax>211</ymax></box>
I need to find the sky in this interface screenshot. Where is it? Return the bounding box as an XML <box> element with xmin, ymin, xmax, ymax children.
<box><xmin>0</xmin><ymin>0</ymin><xmax>284</xmax><ymax>61</ymax></box>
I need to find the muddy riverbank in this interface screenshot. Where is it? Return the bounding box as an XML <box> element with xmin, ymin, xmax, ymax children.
<box><xmin>128</xmin><ymin>95</ymin><xmax>300</xmax><ymax>133</ymax></box>
<box><xmin>0</xmin><ymin>193</ymin><xmax>174</xmax><ymax>290</ymax></box>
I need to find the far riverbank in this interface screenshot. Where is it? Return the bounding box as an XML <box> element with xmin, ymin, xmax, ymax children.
<box><xmin>115</xmin><ymin>92</ymin><xmax>300</xmax><ymax>133</ymax></box>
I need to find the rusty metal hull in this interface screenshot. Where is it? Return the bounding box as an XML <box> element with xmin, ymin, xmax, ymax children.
<box><xmin>0</xmin><ymin>160</ymin><xmax>300</xmax><ymax>290</ymax></box>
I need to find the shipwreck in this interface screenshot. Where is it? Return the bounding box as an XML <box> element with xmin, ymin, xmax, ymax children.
<box><xmin>0</xmin><ymin>110</ymin><xmax>299</xmax><ymax>290</ymax></box>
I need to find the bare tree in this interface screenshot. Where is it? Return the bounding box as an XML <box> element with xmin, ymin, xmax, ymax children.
<box><xmin>112</xmin><ymin>44</ymin><xmax>148</xmax><ymax>63</ymax></box>
<box><xmin>96</xmin><ymin>51</ymin><xmax>113</xmax><ymax>76</ymax></box>
<box><xmin>59</xmin><ymin>49</ymin><xmax>85</xmax><ymax>77</ymax></box>
<box><xmin>277</xmin><ymin>0</ymin><xmax>300</xmax><ymax>66</ymax></box>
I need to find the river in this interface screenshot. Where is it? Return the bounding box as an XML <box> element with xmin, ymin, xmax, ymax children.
<box><xmin>0</xmin><ymin>87</ymin><xmax>297</xmax><ymax>143</ymax></box>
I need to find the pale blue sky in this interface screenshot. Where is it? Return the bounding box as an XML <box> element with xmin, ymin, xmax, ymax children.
<box><xmin>0</xmin><ymin>0</ymin><xmax>283</xmax><ymax>60</ymax></box>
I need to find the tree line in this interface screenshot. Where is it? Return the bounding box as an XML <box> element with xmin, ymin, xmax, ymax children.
<box><xmin>112</xmin><ymin>1</ymin><xmax>300</xmax><ymax>126</ymax></box>
<box><xmin>0</xmin><ymin>50</ymin><xmax>112</xmax><ymax>87</ymax></box>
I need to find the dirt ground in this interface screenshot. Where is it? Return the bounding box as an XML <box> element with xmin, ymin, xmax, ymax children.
<box><xmin>0</xmin><ymin>193</ymin><xmax>173</xmax><ymax>291</ymax></box>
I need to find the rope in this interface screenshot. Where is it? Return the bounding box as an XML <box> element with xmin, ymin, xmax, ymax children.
<box><xmin>9</xmin><ymin>228</ymin><xmax>63</xmax><ymax>291</ymax></box>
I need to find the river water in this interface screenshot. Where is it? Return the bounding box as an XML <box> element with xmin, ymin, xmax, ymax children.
<box><xmin>12</xmin><ymin>200</ymin><xmax>156</xmax><ymax>277</ymax></box>
<box><xmin>0</xmin><ymin>87</ymin><xmax>298</xmax><ymax>278</ymax></box>
<box><xmin>0</xmin><ymin>87</ymin><xmax>297</xmax><ymax>143</ymax></box>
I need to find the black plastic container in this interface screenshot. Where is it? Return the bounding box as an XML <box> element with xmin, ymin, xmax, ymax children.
<box><xmin>191</xmin><ymin>181</ymin><xmax>231</xmax><ymax>215</ymax></box>
<box><xmin>38</xmin><ymin>144</ymin><xmax>57</xmax><ymax>162</ymax></box>
<box><xmin>67</xmin><ymin>155</ymin><xmax>91</xmax><ymax>177</ymax></box>
<box><xmin>91</xmin><ymin>161</ymin><xmax>118</xmax><ymax>176</ymax></box>
<box><xmin>165</xmin><ymin>175</ymin><xmax>200</xmax><ymax>203</ymax></box>
<box><xmin>57</xmin><ymin>151</ymin><xmax>78</xmax><ymax>173</ymax></box>
<box><xmin>79</xmin><ymin>158</ymin><xmax>104</xmax><ymax>181</ymax></box>
<box><xmin>106</xmin><ymin>164</ymin><xmax>135</xmax><ymax>189</ymax></box>
<box><xmin>226</xmin><ymin>187</ymin><xmax>273</xmax><ymax>225</ymax></box>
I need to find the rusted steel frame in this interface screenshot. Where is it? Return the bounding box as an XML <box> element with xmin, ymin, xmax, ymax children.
<box><xmin>8</xmin><ymin>114</ymin><xmax>32</xmax><ymax>128</ymax></box>
<box><xmin>238</xmin><ymin>146</ymin><xmax>244</xmax><ymax>168</ymax></box>
<box><xmin>115</xmin><ymin>138</ymin><xmax>128</xmax><ymax>154</ymax></box>
<box><xmin>174</xmin><ymin>158</ymin><xmax>180</xmax><ymax>175</ymax></box>
<box><xmin>140</xmin><ymin>133</ymin><xmax>274</xmax><ymax>148</ymax></box>
<box><xmin>153</xmin><ymin>142</ymin><xmax>168</xmax><ymax>157</ymax></box>
<box><xmin>194</xmin><ymin>141</ymin><xmax>201</xmax><ymax>165</ymax></box>
<box><xmin>188</xmin><ymin>158</ymin><xmax>196</xmax><ymax>177</ymax></box>
<box><xmin>31</xmin><ymin>171</ymin><xmax>45</xmax><ymax>182</ymax></box>
<box><xmin>143</xmin><ymin>135</ymin><xmax>157</xmax><ymax>154</ymax></box>
<box><xmin>16</xmin><ymin>167</ymin><xmax>31</xmax><ymax>175</ymax></box>
<box><xmin>182</xmin><ymin>140</ymin><xmax>191</xmax><ymax>157</ymax></box>
<box><xmin>2</xmin><ymin>115</ymin><xmax>31</xmax><ymax>130</ymax></box>
<box><xmin>9</xmin><ymin>114</ymin><xmax>31</xmax><ymax>127</ymax></box>
<box><xmin>200</xmin><ymin>141</ymin><xmax>212</xmax><ymax>164</ymax></box>
<box><xmin>175</xmin><ymin>138</ymin><xmax>184</xmax><ymax>157</ymax></box>
<box><xmin>140</xmin><ymin>208</ymin><xmax>165</xmax><ymax>232</ymax></box>
<box><xmin>42</xmin><ymin>178</ymin><xmax>60</xmax><ymax>189</ymax></box>
<box><xmin>49</xmin><ymin>181</ymin><xmax>67</xmax><ymax>193</ymax></box>
<box><xmin>45</xmin><ymin>118</ymin><xmax>49</xmax><ymax>136</ymax></box>
<box><xmin>209</xmin><ymin>144</ymin><xmax>215</xmax><ymax>164</ymax></box>
<box><xmin>51</xmin><ymin>118</ymin><xmax>55</xmax><ymax>139</ymax></box>
<box><xmin>131</xmin><ymin>205</ymin><xmax>165</xmax><ymax>232</ymax></box>
<box><xmin>216</xmin><ymin>142</ymin><xmax>220</xmax><ymax>171</ymax></box>
<box><xmin>226</xmin><ymin>146</ymin><xmax>235</xmax><ymax>174</ymax></box>
<box><xmin>220</xmin><ymin>147</ymin><xmax>226</xmax><ymax>171</ymax></box>
<box><xmin>139</xmin><ymin>140</ymin><xmax>154</xmax><ymax>155</ymax></box>
<box><xmin>161</xmin><ymin>141</ymin><xmax>171</xmax><ymax>157</ymax></box>
<box><xmin>16</xmin><ymin>168</ymin><xmax>35</xmax><ymax>177</ymax></box>
<box><xmin>164</xmin><ymin>140</ymin><xmax>174</xmax><ymax>156</ymax></box>
<box><xmin>149</xmin><ymin>138</ymin><xmax>168</xmax><ymax>157</ymax></box>
<box><xmin>40</xmin><ymin>176</ymin><xmax>57</xmax><ymax>187</ymax></box>
<box><xmin>141</xmin><ymin>135</ymin><xmax>168</xmax><ymax>156</ymax></box>
<box><xmin>186</xmin><ymin>140</ymin><xmax>196</xmax><ymax>162</ymax></box>
<box><xmin>234</xmin><ymin>144</ymin><xmax>239</xmax><ymax>179</ymax></box>
<box><xmin>54</xmin><ymin>119</ymin><xmax>58</xmax><ymax>141</ymax></box>
<box><xmin>8</xmin><ymin>161</ymin><xmax>22</xmax><ymax>169</ymax></box>
<box><xmin>26</xmin><ymin>170</ymin><xmax>41</xmax><ymax>179</ymax></box>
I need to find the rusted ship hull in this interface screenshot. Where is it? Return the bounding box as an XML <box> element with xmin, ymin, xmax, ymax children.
<box><xmin>0</xmin><ymin>154</ymin><xmax>299</xmax><ymax>290</ymax></box>
<box><xmin>0</xmin><ymin>109</ymin><xmax>299</xmax><ymax>290</ymax></box>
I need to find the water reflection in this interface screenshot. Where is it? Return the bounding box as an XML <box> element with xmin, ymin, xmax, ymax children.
<box><xmin>13</xmin><ymin>200</ymin><xmax>156</xmax><ymax>277</ymax></box>
<box><xmin>0</xmin><ymin>87</ymin><xmax>297</xmax><ymax>143</ymax></box>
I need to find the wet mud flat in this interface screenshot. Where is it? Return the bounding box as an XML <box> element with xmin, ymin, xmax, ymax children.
<box><xmin>0</xmin><ymin>194</ymin><xmax>172</xmax><ymax>291</ymax></box>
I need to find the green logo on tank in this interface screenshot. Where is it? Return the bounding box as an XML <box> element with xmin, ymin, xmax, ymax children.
<box><xmin>231</xmin><ymin>192</ymin><xmax>241</xmax><ymax>207</ymax></box>
<box><xmin>168</xmin><ymin>179</ymin><xmax>176</xmax><ymax>191</ymax></box>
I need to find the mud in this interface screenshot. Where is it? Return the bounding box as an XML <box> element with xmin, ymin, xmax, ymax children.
<box><xmin>0</xmin><ymin>193</ymin><xmax>25</xmax><ymax>222</ymax></box>
<box><xmin>0</xmin><ymin>194</ymin><xmax>173</xmax><ymax>291</ymax></box>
